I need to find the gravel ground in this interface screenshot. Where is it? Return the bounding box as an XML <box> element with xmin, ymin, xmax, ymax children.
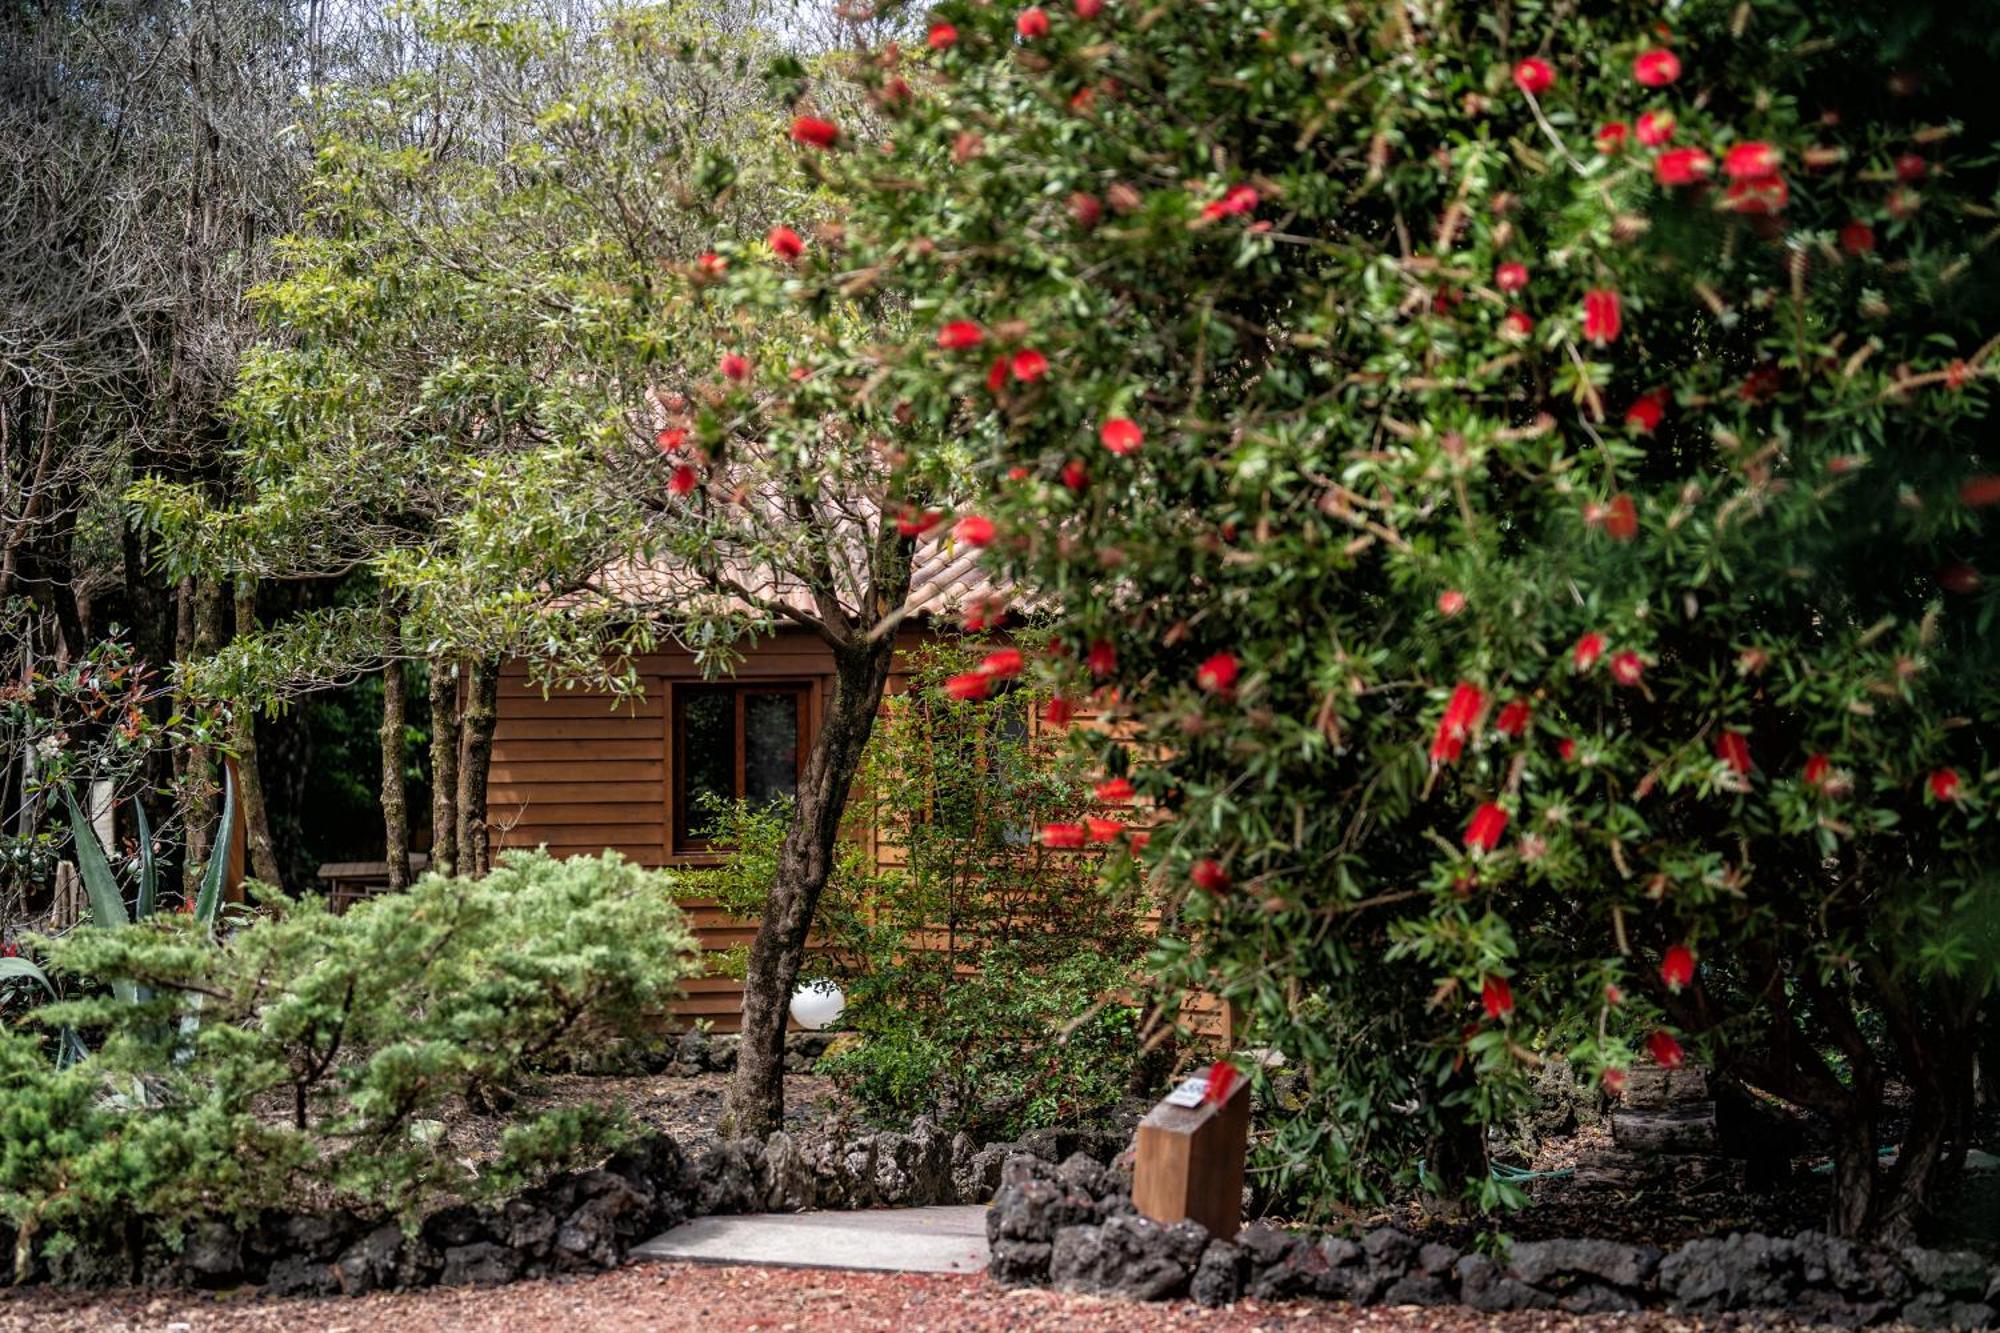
<box><xmin>0</xmin><ymin>1262</ymin><xmax>1832</xmax><ymax>1333</ymax></box>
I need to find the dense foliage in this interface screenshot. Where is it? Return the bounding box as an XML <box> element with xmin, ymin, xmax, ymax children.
<box><xmin>2</xmin><ymin>851</ymin><xmax>696</xmax><ymax>1265</ymax></box>
<box><xmin>677</xmin><ymin>0</ymin><xmax>2000</xmax><ymax>1238</ymax></box>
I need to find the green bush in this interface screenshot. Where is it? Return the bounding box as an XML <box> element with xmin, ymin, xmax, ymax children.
<box><xmin>2</xmin><ymin>850</ymin><xmax>697</xmax><ymax>1264</ymax></box>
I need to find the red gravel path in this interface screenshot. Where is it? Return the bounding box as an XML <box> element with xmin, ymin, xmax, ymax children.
<box><xmin>0</xmin><ymin>1261</ymin><xmax>1818</xmax><ymax>1332</ymax></box>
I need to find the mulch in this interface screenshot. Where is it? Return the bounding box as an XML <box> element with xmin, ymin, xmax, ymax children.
<box><xmin>0</xmin><ymin>1261</ymin><xmax>1834</xmax><ymax>1333</ymax></box>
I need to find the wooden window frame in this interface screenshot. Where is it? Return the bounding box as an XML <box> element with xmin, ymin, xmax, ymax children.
<box><xmin>668</xmin><ymin>681</ymin><xmax>812</xmax><ymax>855</ymax></box>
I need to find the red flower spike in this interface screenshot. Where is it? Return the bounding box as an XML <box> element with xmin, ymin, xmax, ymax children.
<box><xmin>896</xmin><ymin>507</ymin><xmax>942</xmax><ymax>538</ymax></box>
<box><xmin>1895</xmin><ymin>152</ymin><xmax>1928</xmax><ymax>182</ymax></box>
<box><xmin>1654</xmin><ymin>147</ymin><xmax>1713</xmax><ymax>186</ymax></box>
<box><xmin>696</xmin><ymin>251</ymin><xmax>726</xmax><ymax>276</ymax></box>
<box><xmin>655</xmin><ymin>427</ymin><xmax>688</xmax><ymax>455</ymax></box>
<box><xmin>1040</xmin><ymin>822</ymin><xmax>1086</xmax><ymax>849</ymax></box>
<box><xmin>1929</xmin><ymin>767</ymin><xmax>1962</xmax><ymax>802</ymax></box>
<box><xmin>1838</xmin><ymin>220</ymin><xmax>1875</xmax><ymax>254</ymax></box>
<box><xmin>1494</xmin><ymin>261</ymin><xmax>1529</xmax><ymax>293</ymax></box>
<box><xmin>668</xmin><ymin>464</ymin><xmax>699</xmax><ymax>496</ymax></box>
<box><xmin>1603</xmin><ymin>1067</ymin><xmax>1629</xmax><ymax>1095</ymax></box>
<box><xmin>1633</xmin><ymin>48</ymin><xmax>1681</xmax><ymax>87</ymax></box>
<box><xmin>1196</xmin><ymin>652</ymin><xmax>1240</xmax><ymax>694</ymax></box>
<box><xmin>1086</xmin><ymin>640</ymin><xmax>1118</xmax><ymax>677</ymax></box>
<box><xmin>1481</xmin><ymin>975</ymin><xmax>1515</xmax><ymax>1021</ymax></box>
<box><xmin>956</xmin><ymin>515</ymin><xmax>996</xmax><ymax>546</ymax></box>
<box><xmin>719</xmin><ymin>352</ymin><xmax>750</xmax><ymax>382</ymax></box>
<box><xmin>1722</xmin><ymin>142</ymin><xmax>1780</xmax><ymax>180</ymax></box>
<box><xmin>1100</xmin><ymin>418</ymin><xmax>1144</xmax><ymax>456</ymax></box>
<box><xmin>1604</xmin><ymin>493</ymin><xmax>1639</xmax><ymax>541</ymax></box>
<box><xmin>1069</xmin><ymin>192</ymin><xmax>1103</xmax><ymax>229</ymax></box>
<box><xmin>1086</xmin><ymin>816</ymin><xmax>1124</xmax><ymax>843</ymax></box>
<box><xmin>1724</xmin><ymin>174</ymin><xmax>1789</xmax><ymax>215</ymax></box>
<box><xmin>1494</xmin><ymin>699</ymin><xmax>1532</xmax><ymax>738</ymax></box>
<box><xmin>1500</xmin><ymin>310</ymin><xmax>1535</xmax><ymax>340</ymax></box>
<box><xmin>1074</xmin><ymin>0</ymin><xmax>1103</xmax><ymax>17</ymax></box>
<box><xmin>1610</xmin><ymin>651</ymin><xmax>1645</xmax><ymax>687</ymax></box>
<box><xmin>1558</xmin><ymin>737</ymin><xmax>1578</xmax><ymax>762</ymax></box>
<box><xmin>1596</xmin><ymin>122</ymin><xmax>1630</xmax><ymax>153</ymax></box>
<box><xmin>1583</xmin><ymin>289</ymin><xmax>1622</xmax><ymax>345</ymax></box>
<box><xmin>1061</xmin><ymin>460</ymin><xmax>1089</xmax><ymax>492</ymax></box>
<box><xmin>1635</xmin><ymin>109</ymin><xmax>1676</xmax><ymax>147</ymax></box>
<box><xmin>1203</xmin><ymin>1059</ymin><xmax>1238</xmax><ymax>1105</ymax></box>
<box><xmin>1095</xmin><ymin>777</ymin><xmax>1135</xmax><ymax>803</ymax></box>
<box><xmin>1016</xmin><ymin>6</ymin><xmax>1049</xmax><ymax>39</ymax></box>
<box><xmin>1572</xmin><ymin>632</ymin><xmax>1606</xmax><ymax>672</ymax></box>
<box><xmin>1437</xmin><ymin>589</ymin><xmax>1466</xmax><ymax>617</ymax></box>
<box><xmin>1191</xmin><ymin>859</ymin><xmax>1231</xmax><ymax>893</ymax></box>
<box><xmin>926</xmin><ymin>21</ymin><xmax>957</xmax><ymax>48</ymax></box>
<box><xmin>937</xmin><ymin>320</ymin><xmax>985</xmax><ymax>350</ymax></box>
<box><xmin>767</xmin><ymin>226</ymin><xmax>804</xmax><ymax>261</ymax></box>
<box><xmin>1511</xmin><ymin>57</ymin><xmax>1554</xmax><ymax>96</ymax></box>
<box><xmin>1624</xmin><ymin>391</ymin><xmax>1667</xmax><ymax>434</ymax></box>
<box><xmin>979</xmin><ymin>648</ymin><xmax>1024</xmax><ymax>679</ymax></box>
<box><xmin>1127</xmin><ymin>830</ymin><xmax>1151</xmax><ymax>851</ymax></box>
<box><xmin>986</xmin><ymin>356</ymin><xmax>1009</xmax><ymax>394</ymax></box>
<box><xmin>1463</xmin><ymin>802</ymin><xmax>1509</xmax><ymax>852</ymax></box>
<box><xmin>1803</xmin><ymin>753</ymin><xmax>1831</xmax><ymax>787</ymax></box>
<box><xmin>1604</xmin><ymin>983</ymin><xmax>1624</xmax><ymax>1007</ymax></box>
<box><xmin>1044</xmin><ymin>697</ymin><xmax>1075</xmax><ymax>725</ymax></box>
<box><xmin>1716</xmin><ymin>730</ymin><xmax>1753</xmax><ymax>775</ymax></box>
<box><xmin>1011</xmin><ymin>349</ymin><xmax>1050</xmax><ymax>382</ymax></box>
<box><xmin>789</xmin><ymin>116</ymin><xmax>839</xmax><ymax>149</ymax></box>
<box><xmin>1661</xmin><ymin>944</ymin><xmax>1696</xmax><ymax>991</ymax></box>
<box><xmin>1959</xmin><ymin>476</ymin><xmax>2000</xmax><ymax>507</ymax></box>
<box><xmin>1939</xmin><ymin>562</ymin><xmax>1982</xmax><ymax>595</ymax></box>
<box><xmin>1646</xmin><ymin>1030</ymin><xmax>1686</xmax><ymax>1069</ymax></box>
<box><xmin>1431</xmin><ymin>682</ymin><xmax>1489</xmax><ymax>765</ymax></box>
<box><xmin>946</xmin><ymin>672</ymin><xmax>992</xmax><ymax>701</ymax></box>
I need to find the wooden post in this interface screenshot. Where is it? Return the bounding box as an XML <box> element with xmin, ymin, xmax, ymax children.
<box><xmin>1132</xmin><ymin>1069</ymin><xmax>1251</xmax><ymax>1240</ymax></box>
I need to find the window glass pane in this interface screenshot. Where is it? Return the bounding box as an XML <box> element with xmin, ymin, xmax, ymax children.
<box><xmin>680</xmin><ymin>689</ymin><xmax>734</xmax><ymax>839</ymax></box>
<box><xmin>743</xmin><ymin>692</ymin><xmax>800</xmax><ymax>808</ymax></box>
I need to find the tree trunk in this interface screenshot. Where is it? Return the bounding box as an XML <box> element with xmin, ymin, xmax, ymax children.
<box><xmin>230</xmin><ymin>580</ymin><xmax>282</xmax><ymax>886</ymax></box>
<box><xmin>380</xmin><ymin>656</ymin><xmax>410</xmax><ymax>892</ymax></box>
<box><xmin>429</xmin><ymin>659</ymin><xmax>460</xmax><ymax>877</ymax></box>
<box><xmin>724</xmin><ymin>640</ymin><xmax>897</xmax><ymax>1139</ymax></box>
<box><xmin>181</xmin><ymin>577</ymin><xmax>225</xmax><ymax>881</ymax></box>
<box><xmin>1827</xmin><ymin>1109</ymin><xmax>1878</xmax><ymax>1239</ymax></box>
<box><xmin>454</xmin><ymin>656</ymin><xmax>499</xmax><ymax>878</ymax></box>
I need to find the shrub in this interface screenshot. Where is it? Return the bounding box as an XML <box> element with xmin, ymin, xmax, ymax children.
<box><xmin>3</xmin><ymin>849</ymin><xmax>696</xmax><ymax>1263</ymax></box>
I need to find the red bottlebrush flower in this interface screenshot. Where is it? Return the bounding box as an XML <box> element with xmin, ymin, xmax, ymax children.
<box><xmin>1895</xmin><ymin>152</ymin><xmax>1927</xmax><ymax>182</ymax></box>
<box><xmin>1511</xmin><ymin>57</ymin><xmax>1555</xmax><ymax>96</ymax></box>
<box><xmin>1661</xmin><ymin>944</ymin><xmax>1696</xmax><ymax>991</ymax></box>
<box><xmin>1604</xmin><ymin>492</ymin><xmax>1639</xmax><ymax>541</ymax></box>
<box><xmin>1196</xmin><ymin>652</ymin><xmax>1240</xmax><ymax>694</ymax></box>
<box><xmin>937</xmin><ymin>320</ymin><xmax>985</xmax><ymax>350</ymax></box>
<box><xmin>1960</xmin><ymin>475</ymin><xmax>2000</xmax><ymax>507</ymax></box>
<box><xmin>1945</xmin><ymin>360</ymin><xmax>1971</xmax><ymax>391</ymax></box>
<box><xmin>1061</xmin><ymin>459</ymin><xmax>1089</xmax><ymax>492</ymax></box>
<box><xmin>719</xmin><ymin>352</ymin><xmax>751</xmax><ymax>382</ymax></box>
<box><xmin>1739</xmin><ymin>365</ymin><xmax>1781</xmax><ymax>402</ymax></box>
<box><xmin>1086</xmin><ymin>640</ymin><xmax>1118</xmax><ymax>677</ymax></box>
<box><xmin>986</xmin><ymin>355</ymin><xmax>1009</xmax><ymax>394</ymax></box>
<box><xmin>1201</xmin><ymin>184</ymin><xmax>1260</xmax><ymax>221</ymax></box>
<box><xmin>1431</xmin><ymin>682</ymin><xmax>1489</xmax><ymax>765</ymax></box>
<box><xmin>1929</xmin><ymin>767</ymin><xmax>1962</xmax><ymax>802</ymax></box>
<box><xmin>1572</xmin><ymin>632</ymin><xmax>1606</xmax><ymax>672</ymax></box>
<box><xmin>1127</xmin><ymin>830</ymin><xmax>1151</xmax><ymax>851</ymax></box>
<box><xmin>1501</xmin><ymin>310</ymin><xmax>1535</xmax><ymax>340</ymax></box>
<box><xmin>668</xmin><ymin>464</ymin><xmax>699</xmax><ymax>496</ymax></box>
<box><xmin>1464</xmin><ymin>802</ymin><xmax>1509</xmax><ymax>852</ymax></box>
<box><xmin>696</xmin><ymin>251</ymin><xmax>727</xmax><ymax>276</ymax></box>
<box><xmin>1100</xmin><ymin>418</ymin><xmax>1144</xmax><ymax>455</ymax></box>
<box><xmin>956</xmin><ymin>514</ymin><xmax>996</xmax><ymax>546</ymax></box>
<box><xmin>1716</xmin><ymin>729</ymin><xmax>1753</xmax><ymax>775</ymax></box>
<box><xmin>1724</xmin><ymin>173</ymin><xmax>1789</xmax><ymax>215</ymax></box>
<box><xmin>1481</xmin><ymin>975</ymin><xmax>1515</xmax><ymax>1021</ymax></box>
<box><xmin>1203</xmin><ymin>1058</ymin><xmax>1239</xmax><ymax>1104</ymax></box>
<box><xmin>1044</xmin><ymin>696</ymin><xmax>1075</xmax><ymax>725</ymax></box>
<box><xmin>946</xmin><ymin>672</ymin><xmax>992</xmax><ymax>701</ymax></box>
<box><xmin>655</xmin><ymin>427</ymin><xmax>688</xmax><ymax>454</ymax></box>
<box><xmin>1016</xmin><ymin>6</ymin><xmax>1049</xmax><ymax>39</ymax></box>
<box><xmin>1635</xmin><ymin>109</ymin><xmax>1676</xmax><ymax>147</ymax></box>
<box><xmin>1558</xmin><ymin>737</ymin><xmax>1578</xmax><ymax>762</ymax></box>
<box><xmin>1437</xmin><ymin>589</ymin><xmax>1467</xmax><ymax>617</ymax></box>
<box><xmin>1095</xmin><ymin>777</ymin><xmax>1136</xmax><ymax>803</ymax></box>
<box><xmin>1596</xmin><ymin>122</ymin><xmax>1630</xmax><ymax>153</ymax></box>
<box><xmin>1633</xmin><ymin>48</ymin><xmax>1681</xmax><ymax>87</ymax></box>
<box><xmin>1069</xmin><ymin>192</ymin><xmax>1103</xmax><ymax>228</ymax></box>
<box><xmin>1888</xmin><ymin>188</ymin><xmax>1921</xmax><ymax>220</ymax></box>
<box><xmin>767</xmin><ymin>226</ymin><xmax>805</xmax><ymax>261</ymax></box>
<box><xmin>790</xmin><ymin>116</ymin><xmax>839</xmax><ymax>149</ymax></box>
<box><xmin>1582</xmin><ymin>289</ymin><xmax>1622</xmax><ymax>345</ymax></box>
<box><xmin>1938</xmin><ymin>561</ymin><xmax>1982</xmax><ymax>594</ymax></box>
<box><xmin>926</xmin><ymin>21</ymin><xmax>957</xmax><ymax>48</ymax></box>
<box><xmin>1086</xmin><ymin>816</ymin><xmax>1124</xmax><ymax>843</ymax></box>
<box><xmin>1832</xmin><ymin>219</ymin><xmax>1874</xmax><ymax>257</ymax></box>
<box><xmin>896</xmin><ymin>507</ymin><xmax>942</xmax><ymax>538</ymax></box>
<box><xmin>980</xmin><ymin>648</ymin><xmax>1024</xmax><ymax>679</ymax></box>
<box><xmin>1610</xmin><ymin>651</ymin><xmax>1645</xmax><ymax>686</ymax></box>
<box><xmin>1624</xmin><ymin>391</ymin><xmax>1667</xmax><ymax>434</ymax></box>
<box><xmin>1068</xmin><ymin>86</ymin><xmax>1097</xmax><ymax>115</ymax></box>
<box><xmin>1191</xmin><ymin>858</ymin><xmax>1231</xmax><ymax>893</ymax></box>
<box><xmin>1041</xmin><ymin>822</ymin><xmax>1086</xmax><ymax>849</ymax></box>
<box><xmin>1494</xmin><ymin>699</ymin><xmax>1532</xmax><ymax>738</ymax></box>
<box><xmin>1803</xmin><ymin>753</ymin><xmax>1832</xmax><ymax>787</ymax></box>
<box><xmin>1603</xmin><ymin>1067</ymin><xmax>1629</xmax><ymax>1095</ymax></box>
<box><xmin>1646</xmin><ymin>1030</ymin><xmax>1686</xmax><ymax>1069</ymax></box>
<box><xmin>1653</xmin><ymin>146</ymin><xmax>1713</xmax><ymax>186</ymax></box>
<box><xmin>1722</xmin><ymin>142</ymin><xmax>1780</xmax><ymax>180</ymax></box>
<box><xmin>1011</xmin><ymin>348</ymin><xmax>1050</xmax><ymax>382</ymax></box>
<box><xmin>1494</xmin><ymin>261</ymin><xmax>1529</xmax><ymax>293</ymax></box>
<box><xmin>1604</xmin><ymin>983</ymin><xmax>1624</xmax><ymax>1006</ymax></box>
<box><xmin>1074</xmin><ymin>0</ymin><xmax>1103</xmax><ymax>17</ymax></box>
<box><xmin>0</xmin><ymin>940</ymin><xmax>14</xmax><ymax>958</ymax></box>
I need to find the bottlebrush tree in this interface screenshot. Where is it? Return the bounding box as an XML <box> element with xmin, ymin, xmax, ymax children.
<box><xmin>740</xmin><ymin>0</ymin><xmax>2000</xmax><ymax>1238</ymax></box>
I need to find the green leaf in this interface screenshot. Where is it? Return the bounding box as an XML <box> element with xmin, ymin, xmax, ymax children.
<box><xmin>193</xmin><ymin>764</ymin><xmax>238</xmax><ymax>926</ymax></box>
<box><xmin>61</xmin><ymin>785</ymin><xmax>129</xmax><ymax>930</ymax></box>
<box><xmin>135</xmin><ymin>799</ymin><xmax>156</xmax><ymax>920</ymax></box>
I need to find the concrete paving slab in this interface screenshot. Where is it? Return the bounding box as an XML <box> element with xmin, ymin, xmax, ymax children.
<box><xmin>630</xmin><ymin>1204</ymin><xmax>990</xmax><ymax>1274</ymax></box>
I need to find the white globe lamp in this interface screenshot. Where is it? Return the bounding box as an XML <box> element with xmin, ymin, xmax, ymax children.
<box><xmin>789</xmin><ymin>979</ymin><xmax>846</xmax><ymax>1031</ymax></box>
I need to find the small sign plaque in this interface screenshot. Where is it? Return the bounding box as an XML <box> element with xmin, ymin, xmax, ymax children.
<box><xmin>1162</xmin><ymin>1075</ymin><xmax>1210</xmax><ymax>1109</ymax></box>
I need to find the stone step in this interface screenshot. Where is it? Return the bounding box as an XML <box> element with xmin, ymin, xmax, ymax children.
<box><xmin>630</xmin><ymin>1204</ymin><xmax>990</xmax><ymax>1274</ymax></box>
<box><xmin>1621</xmin><ymin>1064</ymin><xmax>1710</xmax><ymax>1110</ymax></box>
<box><xmin>1611</xmin><ymin>1104</ymin><xmax>1719</xmax><ymax>1154</ymax></box>
<box><xmin>1572</xmin><ymin>1146</ymin><xmax>1742</xmax><ymax>1191</ymax></box>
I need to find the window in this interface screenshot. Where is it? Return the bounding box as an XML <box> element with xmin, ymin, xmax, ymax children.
<box><xmin>671</xmin><ymin>683</ymin><xmax>809</xmax><ymax>850</ymax></box>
